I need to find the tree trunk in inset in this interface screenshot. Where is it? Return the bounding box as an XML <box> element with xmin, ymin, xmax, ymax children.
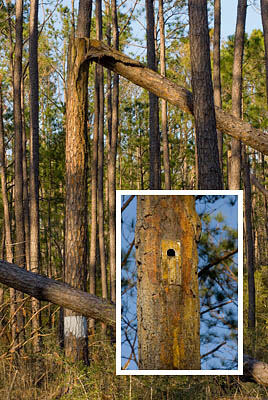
<box><xmin>29</xmin><ymin>0</ymin><xmax>41</xmax><ymax>352</ymax></box>
<box><xmin>146</xmin><ymin>0</ymin><xmax>160</xmax><ymax>189</ymax></box>
<box><xmin>229</xmin><ymin>0</ymin><xmax>247</xmax><ymax>190</ymax></box>
<box><xmin>188</xmin><ymin>0</ymin><xmax>223</xmax><ymax>189</ymax></box>
<box><xmin>159</xmin><ymin>0</ymin><xmax>171</xmax><ymax>190</ymax></box>
<box><xmin>135</xmin><ymin>195</ymin><xmax>201</xmax><ymax>370</ymax></box>
<box><xmin>64</xmin><ymin>0</ymin><xmax>92</xmax><ymax>364</ymax></box>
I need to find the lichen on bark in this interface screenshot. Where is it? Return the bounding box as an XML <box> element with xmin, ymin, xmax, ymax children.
<box><xmin>135</xmin><ymin>195</ymin><xmax>200</xmax><ymax>370</ymax></box>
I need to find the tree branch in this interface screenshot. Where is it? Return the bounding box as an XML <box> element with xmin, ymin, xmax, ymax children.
<box><xmin>82</xmin><ymin>39</ymin><xmax>268</xmax><ymax>155</ymax></box>
<box><xmin>198</xmin><ymin>248</ymin><xmax>238</xmax><ymax>278</ymax></box>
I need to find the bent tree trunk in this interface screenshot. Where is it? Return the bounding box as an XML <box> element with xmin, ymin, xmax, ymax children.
<box><xmin>135</xmin><ymin>195</ymin><xmax>201</xmax><ymax>370</ymax></box>
<box><xmin>84</xmin><ymin>40</ymin><xmax>268</xmax><ymax>155</ymax></box>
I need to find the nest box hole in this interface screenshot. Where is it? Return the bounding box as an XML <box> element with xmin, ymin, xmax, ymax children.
<box><xmin>167</xmin><ymin>248</ymin><xmax>175</xmax><ymax>257</ymax></box>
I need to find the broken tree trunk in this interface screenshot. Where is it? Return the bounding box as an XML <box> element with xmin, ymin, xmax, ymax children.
<box><xmin>79</xmin><ymin>39</ymin><xmax>268</xmax><ymax>155</ymax></box>
<box><xmin>0</xmin><ymin>260</ymin><xmax>115</xmax><ymax>328</ymax></box>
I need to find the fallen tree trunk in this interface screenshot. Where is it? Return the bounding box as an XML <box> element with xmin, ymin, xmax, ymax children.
<box><xmin>0</xmin><ymin>260</ymin><xmax>268</xmax><ymax>385</ymax></box>
<box><xmin>0</xmin><ymin>260</ymin><xmax>115</xmax><ymax>328</ymax></box>
<box><xmin>81</xmin><ymin>39</ymin><xmax>268</xmax><ymax>155</ymax></box>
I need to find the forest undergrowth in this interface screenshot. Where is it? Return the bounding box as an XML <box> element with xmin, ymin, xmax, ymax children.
<box><xmin>0</xmin><ymin>324</ymin><xmax>267</xmax><ymax>400</ymax></box>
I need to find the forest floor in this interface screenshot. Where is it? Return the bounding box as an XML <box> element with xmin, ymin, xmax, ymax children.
<box><xmin>0</xmin><ymin>331</ymin><xmax>267</xmax><ymax>400</ymax></box>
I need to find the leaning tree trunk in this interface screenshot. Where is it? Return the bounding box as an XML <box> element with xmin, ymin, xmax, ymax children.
<box><xmin>85</xmin><ymin>40</ymin><xmax>268</xmax><ymax>155</ymax></box>
<box><xmin>135</xmin><ymin>195</ymin><xmax>201</xmax><ymax>370</ymax></box>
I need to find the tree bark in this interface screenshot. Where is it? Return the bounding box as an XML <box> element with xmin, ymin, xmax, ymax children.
<box><xmin>29</xmin><ymin>0</ymin><xmax>41</xmax><ymax>352</ymax></box>
<box><xmin>0</xmin><ymin>76</ymin><xmax>16</xmax><ymax>347</ymax></box>
<box><xmin>83</xmin><ymin>40</ymin><xmax>268</xmax><ymax>155</ymax></box>
<box><xmin>261</xmin><ymin>0</ymin><xmax>268</xmax><ymax>105</ymax></box>
<box><xmin>135</xmin><ymin>195</ymin><xmax>201</xmax><ymax>369</ymax></box>
<box><xmin>229</xmin><ymin>0</ymin><xmax>247</xmax><ymax>190</ymax></box>
<box><xmin>146</xmin><ymin>0</ymin><xmax>161</xmax><ymax>189</ymax></box>
<box><xmin>188</xmin><ymin>0</ymin><xmax>223</xmax><ymax>189</ymax></box>
<box><xmin>0</xmin><ymin>260</ymin><xmax>115</xmax><ymax>327</ymax></box>
<box><xmin>13</xmin><ymin>0</ymin><xmax>26</xmax><ymax>348</ymax></box>
<box><xmin>64</xmin><ymin>0</ymin><xmax>92</xmax><ymax>362</ymax></box>
<box><xmin>108</xmin><ymin>0</ymin><xmax>119</xmax><ymax>303</ymax></box>
<box><xmin>213</xmin><ymin>0</ymin><xmax>223</xmax><ymax>172</ymax></box>
<box><xmin>242</xmin><ymin>149</ymin><xmax>255</xmax><ymax>329</ymax></box>
<box><xmin>96</xmin><ymin>0</ymin><xmax>108</xmax><ymax>304</ymax></box>
<box><xmin>159</xmin><ymin>0</ymin><xmax>171</xmax><ymax>190</ymax></box>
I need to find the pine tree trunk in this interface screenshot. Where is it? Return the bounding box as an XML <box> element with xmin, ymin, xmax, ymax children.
<box><xmin>229</xmin><ymin>0</ymin><xmax>247</xmax><ymax>190</ymax></box>
<box><xmin>261</xmin><ymin>0</ymin><xmax>268</xmax><ymax>104</ymax></box>
<box><xmin>0</xmin><ymin>76</ymin><xmax>16</xmax><ymax>347</ymax></box>
<box><xmin>146</xmin><ymin>0</ymin><xmax>161</xmax><ymax>189</ymax></box>
<box><xmin>159</xmin><ymin>0</ymin><xmax>171</xmax><ymax>190</ymax></box>
<box><xmin>13</xmin><ymin>0</ymin><xmax>26</xmax><ymax>349</ymax></box>
<box><xmin>64</xmin><ymin>0</ymin><xmax>92</xmax><ymax>362</ymax></box>
<box><xmin>188</xmin><ymin>0</ymin><xmax>223</xmax><ymax>189</ymax></box>
<box><xmin>135</xmin><ymin>195</ymin><xmax>201</xmax><ymax>370</ymax></box>
<box><xmin>242</xmin><ymin>149</ymin><xmax>255</xmax><ymax>329</ymax></box>
<box><xmin>29</xmin><ymin>0</ymin><xmax>41</xmax><ymax>352</ymax></box>
<box><xmin>108</xmin><ymin>0</ymin><xmax>119</xmax><ymax>303</ymax></box>
<box><xmin>96</xmin><ymin>0</ymin><xmax>108</xmax><ymax>305</ymax></box>
<box><xmin>213</xmin><ymin>0</ymin><xmax>223</xmax><ymax>173</ymax></box>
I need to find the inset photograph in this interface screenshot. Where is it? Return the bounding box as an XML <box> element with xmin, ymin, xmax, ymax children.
<box><xmin>116</xmin><ymin>191</ymin><xmax>243</xmax><ymax>375</ymax></box>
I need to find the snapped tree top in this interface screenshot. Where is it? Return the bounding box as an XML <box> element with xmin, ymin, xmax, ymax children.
<box><xmin>75</xmin><ymin>39</ymin><xmax>268</xmax><ymax>155</ymax></box>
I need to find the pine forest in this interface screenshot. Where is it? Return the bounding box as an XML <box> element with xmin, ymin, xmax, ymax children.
<box><xmin>0</xmin><ymin>0</ymin><xmax>267</xmax><ymax>398</ymax></box>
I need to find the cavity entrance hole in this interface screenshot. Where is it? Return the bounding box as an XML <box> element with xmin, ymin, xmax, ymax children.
<box><xmin>167</xmin><ymin>248</ymin><xmax>175</xmax><ymax>257</ymax></box>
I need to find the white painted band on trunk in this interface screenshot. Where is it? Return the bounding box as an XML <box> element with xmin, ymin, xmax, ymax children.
<box><xmin>64</xmin><ymin>316</ymin><xmax>87</xmax><ymax>338</ymax></box>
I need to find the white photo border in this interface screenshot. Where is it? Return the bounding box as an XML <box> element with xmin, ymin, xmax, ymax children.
<box><xmin>116</xmin><ymin>190</ymin><xmax>243</xmax><ymax>376</ymax></box>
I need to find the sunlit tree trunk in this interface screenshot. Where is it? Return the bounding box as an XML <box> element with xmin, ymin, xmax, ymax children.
<box><xmin>242</xmin><ymin>150</ymin><xmax>255</xmax><ymax>329</ymax></box>
<box><xmin>213</xmin><ymin>0</ymin><xmax>223</xmax><ymax>174</ymax></box>
<box><xmin>146</xmin><ymin>0</ymin><xmax>160</xmax><ymax>189</ymax></box>
<box><xmin>135</xmin><ymin>195</ymin><xmax>201</xmax><ymax>369</ymax></box>
<box><xmin>29</xmin><ymin>0</ymin><xmax>41</xmax><ymax>352</ymax></box>
<box><xmin>64</xmin><ymin>0</ymin><xmax>92</xmax><ymax>364</ymax></box>
<box><xmin>188</xmin><ymin>0</ymin><xmax>223</xmax><ymax>189</ymax></box>
<box><xmin>0</xmin><ymin>76</ymin><xmax>15</xmax><ymax>345</ymax></box>
<box><xmin>13</xmin><ymin>0</ymin><xmax>26</xmax><ymax>349</ymax></box>
<box><xmin>261</xmin><ymin>0</ymin><xmax>268</xmax><ymax>104</ymax></box>
<box><xmin>229</xmin><ymin>0</ymin><xmax>247</xmax><ymax>190</ymax></box>
<box><xmin>159</xmin><ymin>0</ymin><xmax>171</xmax><ymax>190</ymax></box>
<box><xmin>108</xmin><ymin>0</ymin><xmax>119</xmax><ymax>303</ymax></box>
<box><xmin>96</xmin><ymin>0</ymin><xmax>108</xmax><ymax>305</ymax></box>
